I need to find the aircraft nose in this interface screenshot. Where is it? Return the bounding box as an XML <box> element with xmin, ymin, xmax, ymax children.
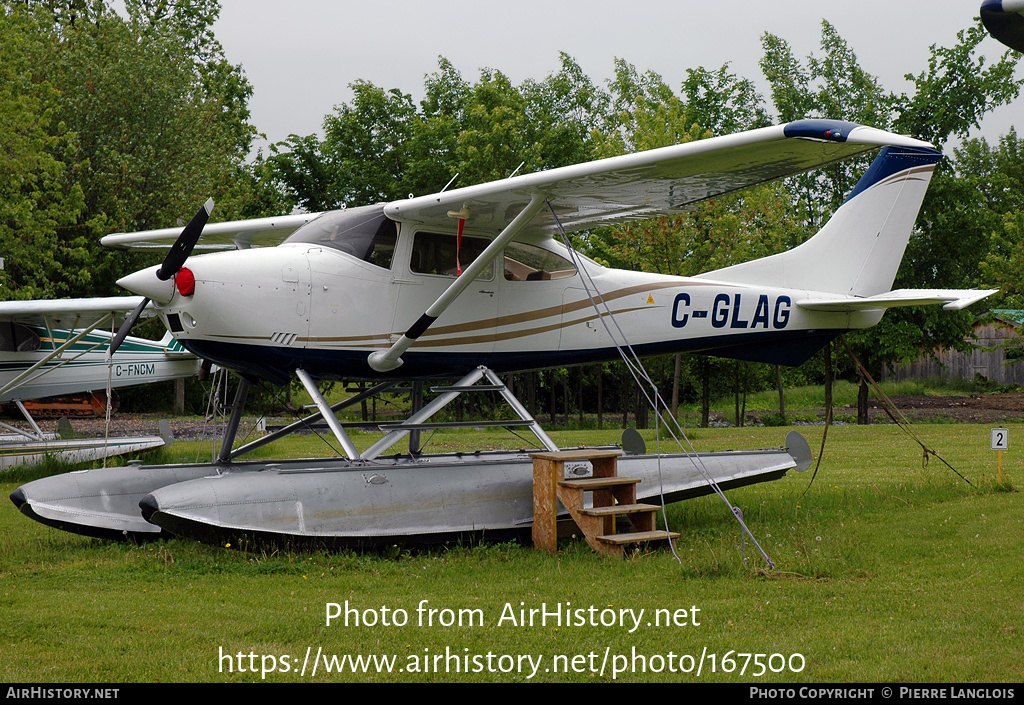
<box><xmin>117</xmin><ymin>265</ymin><xmax>175</xmax><ymax>304</ymax></box>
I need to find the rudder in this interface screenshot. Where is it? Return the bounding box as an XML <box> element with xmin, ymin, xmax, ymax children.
<box><xmin>699</xmin><ymin>146</ymin><xmax>942</xmax><ymax>297</ymax></box>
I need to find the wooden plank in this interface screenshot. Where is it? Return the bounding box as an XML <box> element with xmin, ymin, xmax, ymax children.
<box><xmin>532</xmin><ymin>456</ymin><xmax>559</xmax><ymax>553</ymax></box>
<box><xmin>530</xmin><ymin>449</ymin><xmax>622</xmax><ymax>462</ymax></box>
<box><xmin>579</xmin><ymin>503</ymin><xmax>659</xmax><ymax>517</ymax></box>
<box><xmin>597</xmin><ymin>530</ymin><xmax>680</xmax><ymax>545</ymax></box>
<box><xmin>559</xmin><ymin>476</ymin><xmax>639</xmax><ymax>489</ymax></box>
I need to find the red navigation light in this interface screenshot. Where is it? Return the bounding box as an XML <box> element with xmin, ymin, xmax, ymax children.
<box><xmin>175</xmin><ymin>267</ymin><xmax>196</xmax><ymax>297</ymax></box>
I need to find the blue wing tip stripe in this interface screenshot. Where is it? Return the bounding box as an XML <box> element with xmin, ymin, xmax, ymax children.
<box><xmin>783</xmin><ymin>119</ymin><xmax>862</xmax><ymax>143</ymax></box>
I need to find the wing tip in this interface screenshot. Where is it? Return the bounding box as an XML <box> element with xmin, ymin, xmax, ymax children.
<box><xmin>782</xmin><ymin>119</ymin><xmax>936</xmax><ymax>151</ymax></box>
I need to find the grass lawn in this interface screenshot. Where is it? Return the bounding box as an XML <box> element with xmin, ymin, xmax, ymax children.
<box><xmin>0</xmin><ymin>422</ymin><xmax>1021</xmax><ymax>683</ymax></box>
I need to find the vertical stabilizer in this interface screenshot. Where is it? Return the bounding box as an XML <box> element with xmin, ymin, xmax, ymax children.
<box><xmin>698</xmin><ymin>146</ymin><xmax>942</xmax><ymax>297</ymax></box>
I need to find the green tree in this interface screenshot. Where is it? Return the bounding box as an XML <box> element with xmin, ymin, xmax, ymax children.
<box><xmin>0</xmin><ymin>9</ymin><xmax>86</xmax><ymax>298</ymax></box>
<box><xmin>976</xmin><ymin>130</ymin><xmax>1024</xmax><ymax>307</ymax></box>
<box><xmin>405</xmin><ymin>57</ymin><xmax>473</xmax><ymax>198</ymax></box>
<box><xmin>323</xmin><ymin>81</ymin><xmax>420</xmax><ymax>206</ymax></box>
<box><xmin>847</xmin><ymin>24</ymin><xmax>1021</xmax><ymax>417</ymax></box>
<box><xmin>894</xmin><ymin>23</ymin><xmax>1021</xmax><ymax>148</ymax></box>
<box><xmin>269</xmin><ymin>54</ymin><xmax>608</xmax><ymax>211</ymax></box>
<box><xmin>1</xmin><ymin>1</ymin><xmax>261</xmax><ymax>300</ymax></box>
<box><xmin>761</xmin><ymin>22</ymin><xmax>895</xmax><ymax>220</ymax></box>
<box><xmin>583</xmin><ymin>63</ymin><xmax>794</xmax><ymax>426</ymax></box>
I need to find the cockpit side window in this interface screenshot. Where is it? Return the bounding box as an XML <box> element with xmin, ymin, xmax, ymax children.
<box><xmin>283</xmin><ymin>205</ymin><xmax>398</xmax><ymax>269</ymax></box>
<box><xmin>365</xmin><ymin>219</ymin><xmax>398</xmax><ymax>269</ymax></box>
<box><xmin>410</xmin><ymin>231</ymin><xmax>493</xmax><ymax>279</ymax></box>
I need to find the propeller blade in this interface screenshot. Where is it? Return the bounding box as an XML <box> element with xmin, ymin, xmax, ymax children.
<box><xmin>106</xmin><ymin>297</ymin><xmax>150</xmax><ymax>360</ymax></box>
<box><xmin>156</xmin><ymin>198</ymin><xmax>214</xmax><ymax>281</ymax></box>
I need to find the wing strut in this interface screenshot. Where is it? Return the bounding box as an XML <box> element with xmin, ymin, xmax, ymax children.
<box><xmin>368</xmin><ymin>195</ymin><xmax>545</xmax><ymax>372</ymax></box>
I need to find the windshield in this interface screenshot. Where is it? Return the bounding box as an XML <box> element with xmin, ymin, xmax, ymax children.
<box><xmin>284</xmin><ymin>205</ymin><xmax>397</xmax><ymax>269</ymax></box>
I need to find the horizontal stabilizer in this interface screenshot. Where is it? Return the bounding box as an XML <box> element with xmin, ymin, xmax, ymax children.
<box><xmin>796</xmin><ymin>289</ymin><xmax>998</xmax><ymax>312</ymax></box>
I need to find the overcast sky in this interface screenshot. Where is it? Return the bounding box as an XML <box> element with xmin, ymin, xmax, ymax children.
<box><xmin>211</xmin><ymin>0</ymin><xmax>1020</xmax><ymax>151</ymax></box>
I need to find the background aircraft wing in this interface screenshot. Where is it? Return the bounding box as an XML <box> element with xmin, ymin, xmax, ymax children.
<box><xmin>384</xmin><ymin>119</ymin><xmax>935</xmax><ymax>236</ymax></box>
<box><xmin>100</xmin><ymin>212</ymin><xmax>323</xmax><ymax>250</ymax></box>
<box><xmin>0</xmin><ymin>297</ymin><xmax>154</xmax><ymax>329</ymax></box>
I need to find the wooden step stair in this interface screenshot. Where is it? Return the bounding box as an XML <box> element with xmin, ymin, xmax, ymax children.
<box><xmin>578</xmin><ymin>502</ymin><xmax>659</xmax><ymax>517</ymax></box>
<box><xmin>595</xmin><ymin>530</ymin><xmax>680</xmax><ymax>546</ymax></box>
<box><xmin>530</xmin><ymin>449</ymin><xmax>678</xmax><ymax>558</ymax></box>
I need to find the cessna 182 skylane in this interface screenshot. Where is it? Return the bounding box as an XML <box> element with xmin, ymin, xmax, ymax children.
<box><xmin>12</xmin><ymin>119</ymin><xmax>996</xmax><ymax>549</ymax></box>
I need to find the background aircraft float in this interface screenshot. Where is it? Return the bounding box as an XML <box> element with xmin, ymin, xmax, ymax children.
<box><xmin>0</xmin><ymin>297</ymin><xmax>199</xmax><ymax>468</ymax></box>
<box><xmin>12</xmin><ymin>119</ymin><xmax>995</xmax><ymax>550</ymax></box>
<box><xmin>982</xmin><ymin>0</ymin><xmax>1024</xmax><ymax>52</ymax></box>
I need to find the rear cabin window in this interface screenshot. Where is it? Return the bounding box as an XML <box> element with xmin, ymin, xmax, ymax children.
<box><xmin>503</xmin><ymin>241</ymin><xmax>577</xmax><ymax>281</ymax></box>
<box><xmin>283</xmin><ymin>205</ymin><xmax>397</xmax><ymax>270</ymax></box>
<box><xmin>410</xmin><ymin>231</ymin><xmax>493</xmax><ymax>279</ymax></box>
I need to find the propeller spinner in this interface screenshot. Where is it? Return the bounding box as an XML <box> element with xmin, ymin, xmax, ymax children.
<box><xmin>107</xmin><ymin>199</ymin><xmax>213</xmax><ymax>358</ymax></box>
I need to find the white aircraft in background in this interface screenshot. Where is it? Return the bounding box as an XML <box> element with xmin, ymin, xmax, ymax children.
<box><xmin>12</xmin><ymin>119</ymin><xmax>995</xmax><ymax>549</ymax></box>
<box><xmin>0</xmin><ymin>297</ymin><xmax>200</xmax><ymax>468</ymax></box>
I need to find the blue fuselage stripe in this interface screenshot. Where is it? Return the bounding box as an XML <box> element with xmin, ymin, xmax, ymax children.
<box><xmin>182</xmin><ymin>329</ymin><xmax>844</xmax><ymax>383</ymax></box>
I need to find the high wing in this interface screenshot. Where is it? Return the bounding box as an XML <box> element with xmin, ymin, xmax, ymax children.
<box><xmin>98</xmin><ymin>120</ymin><xmax>933</xmax><ymax>250</ymax></box>
<box><xmin>366</xmin><ymin>120</ymin><xmax>935</xmax><ymax>372</ymax></box>
<box><xmin>0</xmin><ymin>296</ymin><xmax>154</xmax><ymax>329</ymax></box>
<box><xmin>384</xmin><ymin>120</ymin><xmax>934</xmax><ymax>236</ymax></box>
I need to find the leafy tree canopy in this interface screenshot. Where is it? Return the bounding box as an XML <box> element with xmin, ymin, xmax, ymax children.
<box><xmin>1</xmin><ymin>0</ymin><xmax>261</xmax><ymax>298</ymax></box>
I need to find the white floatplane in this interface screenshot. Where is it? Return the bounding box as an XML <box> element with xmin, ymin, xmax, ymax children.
<box><xmin>0</xmin><ymin>297</ymin><xmax>200</xmax><ymax>469</ymax></box>
<box><xmin>11</xmin><ymin>119</ymin><xmax>995</xmax><ymax>548</ymax></box>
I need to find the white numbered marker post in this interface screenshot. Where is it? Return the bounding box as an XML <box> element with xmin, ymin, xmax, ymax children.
<box><xmin>991</xmin><ymin>428</ymin><xmax>1009</xmax><ymax>484</ymax></box>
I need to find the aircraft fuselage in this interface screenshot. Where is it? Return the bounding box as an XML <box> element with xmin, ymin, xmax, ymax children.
<box><xmin>128</xmin><ymin>211</ymin><xmax>878</xmax><ymax>384</ymax></box>
<box><xmin>0</xmin><ymin>327</ymin><xmax>200</xmax><ymax>402</ymax></box>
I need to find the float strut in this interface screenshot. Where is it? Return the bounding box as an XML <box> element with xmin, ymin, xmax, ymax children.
<box><xmin>295</xmin><ymin>368</ymin><xmax>360</xmax><ymax>459</ymax></box>
<box><xmin>218</xmin><ymin>378</ymin><xmax>250</xmax><ymax>463</ymax></box>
